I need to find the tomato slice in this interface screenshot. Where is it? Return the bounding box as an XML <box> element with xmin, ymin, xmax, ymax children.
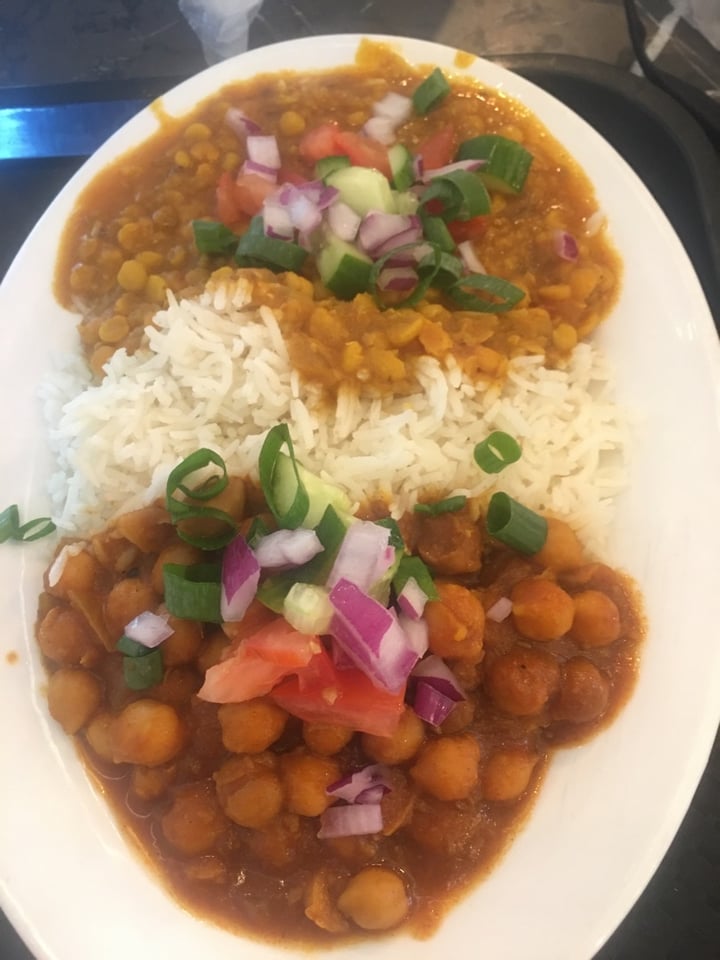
<box><xmin>216</xmin><ymin>171</ymin><xmax>241</xmax><ymax>225</ymax></box>
<box><xmin>298</xmin><ymin>123</ymin><xmax>342</xmax><ymax>163</ymax></box>
<box><xmin>416</xmin><ymin>125</ymin><xmax>456</xmax><ymax>171</ymax></box>
<box><xmin>333</xmin><ymin>130</ymin><xmax>391</xmax><ymax>178</ymax></box>
<box><xmin>270</xmin><ymin>648</ymin><xmax>405</xmax><ymax>737</ymax></box>
<box><xmin>447</xmin><ymin>215</ymin><xmax>489</xmax><ymax>244</ymax></box>
<box><xmin>233</xmin><ymin>172</ymin><xmax>278</xmax><ymax>217</ymax></box>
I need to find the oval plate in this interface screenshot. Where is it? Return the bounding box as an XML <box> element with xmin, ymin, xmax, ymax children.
<box><xmin>1</xmin><ymin>33</ymin><xmax>720</xmax><ymax>960</ymax></box>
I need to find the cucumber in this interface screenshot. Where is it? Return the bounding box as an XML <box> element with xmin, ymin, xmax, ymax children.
<box><xmin>388</xmin><ymin>143</ymin><xmax>415</xmax><ymax>191</ymax></box>
<box><xmin>456</xmin><ymin>135</ymin><xmax>533</xmax><ymax>194</ymax></box>
<box><xmin>315</xmin><ymin>154</ymin><xmax>351</xmax><ymax>180</ymax></box>
<box><xmin>283</xmin><ymin>582</ymin><xmax>333</xmax><ymax>635</ymax></box>
<box><xmin>393</xmin><ymin>190</ymin><xmax>420</xmax><ymax>216</ymax></box>
<box><xmin>273</xmin><ymin>452</ymin><xmax>353</xmax><ymax>530</ymax></box>
<box><xmin>325</xmin><ymin>165</ymin><xmax>395</xmax><ymax>216</ymax></box>
<box><xmin>317</xmin><ymin>233</ymin><xmax>373</xmax><ymax>299</ymax></box>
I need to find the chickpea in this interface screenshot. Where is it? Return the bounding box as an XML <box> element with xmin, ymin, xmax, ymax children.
<box><xmin>85</xmin><ymin>711</ymin><xmax>116</xmax><ymax>762</ymax></box>
<box><xmin>415</xmin><ymin>508</ymin><xmax>483</xmax><ymax>574</ymax></box>
<box><xmin>482</xmin><ymin>748</ymin><xmax>538</xmax><ymax>801</ymax></box>
<box><xmin>247</xmin><ymin>813</ymin><xmax>303</xmax><ymax>869</ymax></box>
<box><xmin>214</xmin><ymin>755</ymin><xmax>284</xmax><ymax>829</ymax></box>
<box><xmin>533</xmin><ymin>517</ymin><xmax>586</xmax><ymax>572</ymax></box>
<box><xmin>161</xmin><ymin>783</ymin><xmax>228</xmax><ymax>857</ymax></box>
<box><xmin>114</xmin><ymin>505</ymin><xmax>172</xmax><ymax>554</ymax></box>
<box><xmin>410</xmin><ymin>734</ymin><xmax>480</xmax><ymax>801</ymax></box>
<box><xmin>37</xmin><ymin>606</ymin><xmax>98</xmax><ymax>666</ymax></box>
<box><xmin>112</xmin><ymin>699</ymin><xmax>185</xmax><ymax>766</ymax></box>
<box><xmin>151</xmin><ymin>542</ymin><xmax>204</xmax><ymax>595</ymax></box>
<box><xmin>439</xmin><ymin>698</ymin><xmax>474</xmax><ymax>734</ymax></box>
<box><xmin>218</xmin><ymin>698</ymin><xmax>288</xmax><ymax>754</ymax></box>
<box><xmin>47</xmin><ymin>667</ymin><xmax>102</xmax><ymax>734</ymax></box>
<box><xmin>117</xmin><ymin>259</ymin><xmax>148</xmax><ymax>292</ymax></box>
<box><xmin>162</xmin><ymin>617</ymin><xmax>203</xmax><ymax>667</ymax></box>
<box><xmin>303</xmin><ymin>721</ymin><xmax>354</xmax><ymax>756</ymax></box>
<box><xmin>511</xmin><ymin>577</ymin><xmax>574</xmax><ymax>641</ymax></box>
<box><xmin>337</xmin><ymin>867</ymin><xmax>410</xmax><ymax>931</ymax></box>
<box><xmin>552</xmin><ymin>657</ymin><xmax>610</xmax><ymax>723</ymax></box>
<box><xmin>104</xmin><ymin>578</ymin><xmax>159</xmax><ymax>637</ymax></box>
<box><xmin>484</xmin><ymin>647</ymin><xmax>561</xmax><ymax>716</ymax></box>
<box><xmin>153</xmin><ymin>666</ymin><xmax>202</xmax><ymax>706</ymax></box>
<box><xmin>130</xmin><ymin>764</ymin><xmax>174</xmax><ymax>801</ymax></box>
<box><xmin>281</xmin><ymin>750</ymin><xmax>341</xmax><ymax>817</ymax></box>
<box><xmin>361</xmin><ymin>707</ymin><xmax>425</xmax><ymax>764</ymax></box>
<box><xmin>568</xmin><ymin>590</ymin><xmax>621</xmax><ymax>648</ymax></box>
<box><xmin>197</xmin><ymin>628</ymin><xmax>231</xmax><ymax>673</ymax></box>
<box><xmin>424</xmin><ymin>582</ymin><xmax>485</xmax><ymax>661</ymax></box>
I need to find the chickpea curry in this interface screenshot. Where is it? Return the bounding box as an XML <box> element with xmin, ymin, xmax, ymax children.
<box><xmin>56</xmin><ymin>41</ymin><xmax>620</xmax><ymax>390</ymax></box>
<box><xmin>36</xmin><ymin>430</ymin><xmax>644</xmax><ymax>944</ymax></box>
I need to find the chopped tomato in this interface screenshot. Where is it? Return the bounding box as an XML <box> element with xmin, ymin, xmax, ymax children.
<box><xmin>198</xmin><ymin>619</ymin><xmax>319</xmax><ymax>704</ymax></box>
<box><xmin>447</xmin><ymin>216</ymin><xmax>489</xmax><ymax>243</ymax></box>
<box><xmin>416</xmin><ymin>125</ymin><xmax>456</xmax><ymax>171</ymax></box>
<box><xmin>270</xmin><ymin>648</ymin><xmax>405</xmax><ymax>737</ymax></box>
<box><xmin>299</xmin><ymin>123</ymin><xmax>341</xmax><ymax>163</ymax></box>
<box><xmin>298</xmin><ymin>123</ymin><xmax>391</xmax><ymax>178</ymax></box>
<box><xmin>216</xmin><ymin>171</ymin><xmax>242</xmax><ymax>225</ymax></box>
<box><xmin>232</xmin><ymin>171</ymin><xmax>277</xmax><ymax>216</ymax></box>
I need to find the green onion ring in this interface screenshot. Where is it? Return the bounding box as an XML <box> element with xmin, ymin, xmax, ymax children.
<box><xmin>0</xmin><ymin>503</ymin><xmax>56</xmax><ymax>544</ymax></box>
<box><xmin>414</xmin><ymin>495</ymin><xmax>467</xmax><ymax>517</ymax></box>
<box><xmin>258</xmin><ymin>424</ymin><xmax>310</xmax><ymax>529</ymax></box>
<box><xmin>447</xmin><ymin>272</ymin><xmax>525</xmax><ymax>313</ymax></box>
<box><xmin>485</xmin><ymin>492</ymin><xmax>548</xmax><ymax>554</ymax></box>
<box><xmin>474</xmin><ymin>431</ymin><xmax>522</xmax><ymax>474</ymax></box>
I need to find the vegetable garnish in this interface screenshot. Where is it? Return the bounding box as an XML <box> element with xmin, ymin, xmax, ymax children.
<box><xmin>327</xmin><ymin>764</ymin><xmax>393</xmax><ymax>804</ymax></box>
<box><xmin>259</xmin><ymin>423</ymin><xmax>310</xmax><ymax>529</ymax></box>
<box><xmin>485</xmin><ymin>492</ymin><xmax>548</xmax><ymax>554</ymax></box>
<box><xmin>191</xmin><ymin>219</ymin><xmax>238</xmax><ymax>255</ymax></box>
<box><xmin>166</xmin><ymin>448</ymin><xmax>238</xmax><ymax>549</ymax></box>
<box><xmin>446</xmin><ymin>272</ymin><xmax>525</xmax><ymax>313</ymax></box>
<box><xmin>0</xmin><ymin>504</ymin><xmax>56</xmax><ymax>543</ymax></box>
<box><xmin>419</xmin><ymin>169</ymin><xmax>491</xmax><ymax>221</ymax></box>
<box><xmin>317</xmin><ymin>802</ymin><xmax>384</xmax><ymax>839</ymax></box>
<box><xmin>412</xmin><ymin>67</ymin><xmax>451</xmax><ymax>115</ymax></box>
<box><xmin>122</xmin><ymin>648</ymin><xmax>164</xmax><ymax>691</ymax></box>
<box><xmin>235</xmin><ymin>215</ymin><xmax>308</xmax><ymax>272</ymax></box>
<box><xmin>116</xmin><ymin>622</ymin><xmax>169</xmax><ymax>692</ymax></box>
<box><xmin>413</xmin><ymin>495</ymin><xmax>467</xmax><ymax>516</ymax></box>
<box><xmin>393</xmin><ymin>555</ymin><xmax>438</xmax><ymax>602</ymax></box>
<box><xmin>221</xmin><ymin>535</ymin><xmax>261</xmax><ymax>622</ymax></box>
<box><xmin>409</xmin><ymin>654</ymin><xmax>465</xmax><ymax>726</ymax></box>
<box><xmin>163</xmin><ymin>562</ymin><xmax>223</xmax><ymax>622</ymax></box>
<box><xmin>473</xmin><ymin>431</ymin><xmax>522</xmax><ymax>474</ymax></box>
<box><xmin>456</xmin><ymin>134</ymin><xmax>533</xmax><ymax>194</ymax></box>
<box><xmin>123</xmin><ymin>610</ymin><xmax>174</xmax><ymax>648</ymax></box>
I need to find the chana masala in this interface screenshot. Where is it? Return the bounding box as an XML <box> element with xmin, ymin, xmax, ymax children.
<box><xmin>36</xmin><ymin>41</ymin><xmax>643</xmax><ymax>946</ymax></box>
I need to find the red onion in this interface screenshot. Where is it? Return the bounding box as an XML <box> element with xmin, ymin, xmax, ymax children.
<box><xmin>363</xmin><ymin>115</ymin><xmax>397</xmax><ymax>146</ymax></box>
<box><xmin>412</xmin><ymin>154</ymin><xmax>424</xmax><ymax>182</ymax></box>
<box><xmin>262</xmin><ymin>201</ymin><xmax>294</xmax><ymax>240</ymax></box>
<box><xmin>287</xmin><ymin>192</ymin><xmax>323</xmax><ymax>234</ymax></box>
<box><xmin>457</xmin><ymin>240</ymin><xmax>487</xmax><ymax>275</ymax></box>
<box><xmin>246</xmin><ymin>135</ymin><xmax>281</xmax><ymax>170</ymax></box>
<box><xmin>553</xmin><ymin>229</ymin><xmax>579</xmax><ymax>262</ymax></box>
<box><xmin>411</xmin><ymin>655</ymin><xmax>465</xmax><ymax>702</ymax></box>
<box><xmin>413</xmin><ymin>680</ymin><xmax>457</xmax><ymax>726</ymax></box>
<box><xmin>253</xmin><ymin>528</ymin><xmax>324</xmax><ymax>569</ymax></box>
<box><xmin>317</xmin><ymin>803</ymin><xmax>383</xmax><ymax>839</ymax></box>
<box><xmin>421</xmin><ymin>159</ymin><xmax>485</xmax><ymax>182</ymax></box>
<box><xmin>373</xmin><ymin>223</ymin><xmax>425</xmax><ymax>258</ymax></box>
<box><xmin>327</xmin><ymin>764</ymin><xmax>393</xmax><ymax>803</ymax></box>
<box><xmin>396</xmin><ymin>576</ymin><xmax>429</xmax><ymax>620</ymax></box>
<box><xmin>373</xmin><ymin>92</ymin><xmax>413</xmax><ymax>124</ymax></box>
<box><xmin>220</xmin><ymin>535</ymin><xmax>260</xmax><ymax>622</ymax></box>
<box><xmin>327</xmin><ymin>521</ymin><xmax>395</xmax><ymax>594</ymax></box>
<box><xmin>329</xmin><ymin>578</ymin><xmax>420</xmax><ymax>693</ymax></box>
<box><xmin>358</xmin><ymin>212</ymin><xmax>422</xmax><ymax>257</ymax></box>
<box><xmin>377</xmin><ymin>266</ymin><xmax>418</xmax><ymax>292</ymax></box>
<box><xmin>123</xmin><ymin>610</ymin><xmax>174</xmax><ymax>648</ymax></box>
<box><xmin>486</xmin><ymin>596</ymin><xmax>513</xmax><ymax>623</ymax></box>
<box><xmin>241</xmin><ymin>159</ymin><xmax>278</xmax><ymax>183</ymax></box>
<box><xmin>397</xmin><ymin>614</ymin><xmax>429</xmax><ymax>658</ymax></box>
<box><xmin>224</xmin><ymin>107</ymin><xmax>261</xmax><ymax>138</ymax></box>
<box><xmin>327</xmin><ymin>201</ymin><xmax>361</xmax><ymax>242</ymax></box>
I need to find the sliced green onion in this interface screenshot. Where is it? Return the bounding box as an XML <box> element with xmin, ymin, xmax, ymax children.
<box><xmin>374</xmin><ymin>517</ymin><xmax>404</xmax><ymax>550</ymax></box>
<box><xmin>192</xmin><ymin>219</ymin><xmax>239</xmax><ymax>255</ymax></box>
<box><xmin>473</xmin><ymin>431</ymin><xmax>522</xmax><ymax>474</ymax></box>
<box><xmin>414</xmin><ymin>495</ymin><xmax>467</xmax><ymax>517</ymax></box>
<box><xmin>246</xmin><ymin>515</ymin><xmax>271</xmax><ymax>548</ymax></box>
<box><xmin>485</xmin><ymin>492</ymin><xmax>548</xmax><ymax>554</ymax></box>
<box><xmin>116</xmin><ymin>635</ymin><xmax>149</xmax><ymax>658</ymax></box>
<box><xmin>420</xmin><ymin>214</ymin><xmax>456</xmax><ymax>252</ymax></box>
<box><xmin>419</xmin><ymin>170</ymin><xmax>491</xmax><ymax>221</ymax></box>
<box><xmin>393</xmin><ymin>555</ymin><xmax>438</xmax><ymax>601</ymax></box>
<box><xmin>123</xmin><ymin>649</ymin><xmax>164</xmax><ymax>691</ymax></box>
<box><xmin>447</xmin><ymin>272</ymin><xmax>525</xmax><ymax>314</ymax></box>
<box><xmin>163</xmin><ymin>562</ymin><xmax>222</xmax><ymax>622</ymax></box>
<box><xmin>235</xmin><ymin>215</ymin><xmax>307</xmax><ymax>273</ymax></box>
<box><xmin>258</xmin><ymin>424</ymin><xmax>310</xmax><ymax>529</ymax></box>
<box><xmin>165</xmin><ymin>449</ymin><xmax>237</xmax><ymax>550</ymax></box>
<box><xmin>0</xmin><ymin>504</ymin><xmax>56</xmax><ymax>544</ymax></box>
<box><xmin>413</xmin><ymin>67</ymin><xmax>451</xmax><ymax>114</ymax></box>
<box><xmin>417</xmin><ymin>248</ymin><xmax>464</xmax><ymax>289</ymax></box>
<box><xmin>456</xmin><ymin>135</ymin><xmax>533</xmax><ymax>195</ymax></box>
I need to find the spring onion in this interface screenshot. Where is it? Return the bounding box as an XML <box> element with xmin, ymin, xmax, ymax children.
<box><xmin>413</xmin><ymin>495</ymin><xmax>467</xmax><ymax>517</ymax></box>
<box><xmin>393</xmin><ymin>555</ymin><xmax>438</xmax><ymax>602</ymax></box>
<box><xmin>258</xmin><ymin>424</ymin><xmax>310</xmax><ymax>529</ymax></box>
<box><xmin>447</xmin><ymin>272</ymin><xmax>525</xmax><ymax>313</ymax></box>
<box><xmin>456</xmin><ymin>134</ymin><xmax>533</xmax><ymax>194</ymax></box>
<box><xmin>123</xmin><ymin>649</ymin><xmax>164</xmax><ymax>691</ymax></box>
<box><xmin>192</xmin><ymin>219</ymin><xmax>239</xmax><ymax>255</ymax></box>
<box><xmin>235</xmin><ymin>215</ymin><xmax>308</xmax><ymax>272</ymax></box>
<box><xmin>412</xmin><ymin>67</ymin><xmax>451</xmax><ymax>114</ymax></box>
<box><xmin>374</xmin><ymin>517</ymin><xmax>404</xmax><ymax>550</ymax></box>
<box><xmin>163</xmin><ymin>562</ymin><xmax>223</xmax><ymax>622</ymax></box>
<box><xmin>419</xmin><ymin>169</ymin><xmax>491</xmax><ymax>221</ymax></box>
<box><xmin>485</xmin><ymin>492</ymin><xmax>548</xmax><ymax>554</ymax></box>
<box><xmin>0</xmin><ymin>504</ymin><xmax>56</xmax><ymax>543</ymax></box>
<box><xmin>473</xmin><ymin>431</ymin><xmax>522</xmax><ymax>474</ymax></box>
<box><xmin>165</xmin><ymin>448</ymin><xmax>237</xmax><ymax>549</ymax></box>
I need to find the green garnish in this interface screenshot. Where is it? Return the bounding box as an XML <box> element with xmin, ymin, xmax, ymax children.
<box><xmin>258</xmin><ymin>424</ymin><xmax>310</xmax><ymax>530</ymax></box>
<box><xmin>447</xmin><ymin>272</ymin><xmax>525</xmax><ymax>313</ymax></box>
<box><xmin>165</xmin><ymin>448</ymin><xmax>237</xmax><ymax>550</ymax></box>
<box><xmin>393</xmin><ymin>555</ymin><xmax>438</xmax><ymax>601</ymax></box>
<box><xmin>420</xmin><ymin>214</ymin><xmax>456</xmax><ymax>253</ymax></box>
<box><xmin>485</xmin><ymin>492</ymin><xmax>548</xmax><ymax>553</ymax></box>
<box><xmin>456</xmin><ymin>135</ymin><xmax>533</xmax><ymax>194</ymax></box>
<box><xmin>246</xmin><ymin>515</ymin><xmax>271</xmax><ymax>548</ymax></box>
<box><xmin>414</xmin><ymin>495</ymin><xmax>467</xmax><ymax>517</ymax></box>
<box><xmin>116</xmin><ymin>635</ymin><xmax>149</xmax><ymax>658</ymax></box>
<box><xmin>474</xmin><ymin>431</ymin><xmax>522</xmax><ymax>474</ymax></box>
<box><xmin>374</xmin><ymin>517</ymin><xmax>404</xmax><ymax>550</ymax></box>
<box><xmin>419</xmin><ymin>169</ymin><xmax>491</xmax><ymax>222</ymax></box>
<box><xmin>123</xmin><ymin>649</ymin><xmax>164</xmax><ymax>691</ymax></box>
<box><xmin>413</xmin><ymin>67</ymin><xmax>451</xmax><ymax>114</ymax></box>
<box><xmin>163</xmin><ymin>562</ymin><xmax>223</xmax><ymax>622</ymax></box>
<box><xmin>235</xmin><ymin>216</ymin><xmax>307</xmax><ymax>273</ymax></box>
<box><xmin>0</xmin><ymin>504</ymin><xmax>56</xmax><ymax>543</ymax></box>
<box><xmin>192</xmin><ymin>219</ymin><xmax>239</xmax><ymax>255</ymax></box>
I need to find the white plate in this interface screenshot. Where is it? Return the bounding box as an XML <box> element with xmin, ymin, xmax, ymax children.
<box><xmin>2</xmin><ymin>33</ymin><xmax>720</xmax><ymax>960</ymax></box>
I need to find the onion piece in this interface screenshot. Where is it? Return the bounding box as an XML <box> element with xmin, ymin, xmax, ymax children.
<box><xmin>327</xmin><ymin>201</ymin><xmax>362</xmax><ymax>242</ymax></box>
<box><xmin>373</xmin><ymin>224</ymin><xmax>425</xmax><ymax>257</ymax></box>
<box><xmin>553</xmin><ymin>229</ymin><xmax>579</xmax><ymax>262</ymax></box>
<box><xmin>241</xmin><ymin>159</ymin><xmax>278</xmax><ymax>183</ymax></box>
<box><xmin>253</xmin><ymin>528</ymin><xmax>324</xmax><ymax>569</ymax></box>
<box><xmin>421</xmin><ymin>159</ymin><xmax>485</xmax><ymax>182</ymax></box>
<box><xmin>224</xmin><ymin>107</ymin><xmax>261</xmax><ymax>138</ymax></box>
<box><xmin>123</xmin><ymin>610</ymin><xmax>174</xmax><ymax>648</ymax></box>
<box><xmin>262</xmin><ymin>201</ymin><xmax>295</xmax><ymax>240</ymax></box>
<box><xmin>327</xmin><ymin>522</ymin><xmax>395</xmax><ymax>594</ymax></box>
<box><xmin>220</xmin><ymin>535</ymin><xmax>260</xmax><ymax>622</ymax></box>
<box><xmin>397</xmin><ymin>613</ymin><xmax>429</xmax><ymax>658</ymax></box>
<box><xmin>358</xmin><ymin>212</ymin><xmax>422</xmax><ymax>257</ymax></box>
<box><xmin>457</xmin><ymin>240</ymin><xmax>487</xmax><ymax>275</ymax></box>
<box><xmin>410</xmin><ymin>654</ymin><xmax>465</xmax><ymax>702</ymax></box>
<box><xmin>396</xmin><ymin>576</ymin><xmax>429</xmax><ymax>620</ymax></box>
<box><xmin>377</xmin><ymin>266</ymin><xmax>418</xmax><ymax>292</ymax></box>
<box><xmin>246</xmin><ymin>134</ymin><xmax>281</xmax><ymax>170</ymax></box>
<box><xmin>373</xmin><ymin>92</ymin><xmax>413</xmax><ymax>124</ymax></box>
<box><xmin>329</xmin><ymin>578</ymin><xmax>420</xmax><ymax>693</ymax></box>
<box><xmin>486</xmin><ymin>596</ymin><xmax>513</xmax><ymax>623</ymax></box>
<box><xmin>363</xmin><ymin>115</ymin><xmax>397</xmax><ymax>145</ymax></box>
<box><xmin>327</xmin><ymin>764</ymin><xmax>393</xmax><ymax>803</ymax></box>
<box><xmin>413</xmin><ymin>680</ymin><xmax>457</xmax><ymax>726</ymax></box>
<box><xmin>317</xmin><ymin>803</ymin><xmax>383</xmax><ymax>839</ymax></box>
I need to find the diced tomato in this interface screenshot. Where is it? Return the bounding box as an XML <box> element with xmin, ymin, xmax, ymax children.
<box><xmin>216</xmin><ymin>171</ymin><xmax>241</xmax><ymax>225</ymax></box>
<box><xmin>198</xmin><ymin>619</ymin><xmax>319</xmax><ymax>704</ymax></box>
<box><xmin>298</xmin><ymin>123</ymin><xmax>391</xmax><ymax>178</ymax></box>
<box><xmin>298</xmin><ymin>123</ymin><xmax>342</xmax><ymax>163</ymax></box>
<box><xmin>447</xmin><ymin>215</ymin><xmax>489</xmax><ymax>243</ymax></box>
<box><xmin>416</xmin><ymin>125</ymin><xmax>456</xmax><ymax>171</ymax></box>
<box><xmin>270</xmin><ymin>648</ymin><xmax>405</xmax><ymax>737</ymax></box>
<box><xmin>232</xmin><ymin>172</ymin><xmax>277</xmax><ymax>217</ymax></box>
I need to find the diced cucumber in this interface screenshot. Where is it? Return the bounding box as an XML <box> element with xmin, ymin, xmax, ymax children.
<box><xmin>393</xmin><ymin>190</ymin><xmax>420</xmax><ymax>216</ymax></box>
<box><xmin>317</xmin><ymin>233</ymin><xmax>373</xmax><ymax>299</ymax></box>
<box><xmin>315</xmin><ymin>154</ymin><xmax>351</xmax><ymax>180</ymax></box>
<box><xmin>456</xmin><ymin>135</ymin><xmax>533</xmax><ymax>194</ymax></box>
<box><xmin>283</xmin><ymin>582</ymin><xmax>333</xmax><ymax>635</ymax></box>
<box><xmin>325</xmin><ymin>165</ymin><xmax>395</xmax><ymax>216</ymax></box>
<box><xmin>273</xmin><ymin>453</ymin><xmax>353</xmax><ymax>529</ymax></box>
<box><xmin>388</xmin><ymin>143</ymin><xmax>415</xmax><ymax>191</ymax></box>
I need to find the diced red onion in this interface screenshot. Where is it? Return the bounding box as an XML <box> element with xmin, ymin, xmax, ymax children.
<box><xmin>253</xmin><ymin>528</ymin><xmax>324</xmax><ymax>569</ymax></box>
<box><xmin>317</xmin><ymin>803</ymin><xmax>383</xmax><ymax>839</ymax></box>
<box><xmin>396</xmin><ymin>576</ymin><xmax>429</xmax><ymax>620</ymax></box>
<box><xmin>287</xmin><ymin>193</ymin><xmax>323</xmax><ymax>233</ymax></box>
<box><xmin>553</xmin><ymin>229</ymin><xmax>579</xmax><ymax>262</ymax></box>
<box><xmin>358</xmin><ymin>212</ymin><xmax>422</xmax><ymax>257</ymax></box>
<box><xmin>246</xmin><ymin>135</ymin><xmax>281</xmax><ymax>170</ymax></box>
<box><xmin>262</xmin><ymin>201</ymin><xmax>294</xmax><ymax>239</ymax></box>
<box><xmin>123</xmin><ymin>610</ymin><xmax>174</xmax><ymax>648</ymax></box>
<box><xmin>327</xmin><ymin>764</ymin><xmax>393</xmax><ymax>803</ymax></box>
<box><xmin>224</xmin><ymin>107</ymin><xmax>261</xmax><ymax>138</ymax></box>
<box><xmin>411</xmin><ymin>655</ymin><xmax>465</xmax><ymax>702</ymax></box>
<box><xmin>327</xmin><ymin>201</ymin><xmax>362</xmax><ymax>242</ymax></box>
<box><xmin>241</xmin><ymin>159</ymin><xmax>278</xmax><ymax>183</ymax></box>
<box><xmin>457</xmin><ymin>240</ymin><xmax>486</xmax><ymax>275</ymax></box>
<box><xmin>486</xmin><ymin>596</ymin><xmax>513</xmax><ymax>623</ymax></box>
<box><xmin>412</xmin><ymin>155</ymin><xmax>424</xmax><ymax>182</ymax></box>
<box><xmin>220</xmin><ymin>535</ymin><xmax>260</xmax><ymax>622</ymax></box>
<box><xmin>421</xmin><ymin>159</ymin><xmax>484</xmax><ymax>182</ymax></box>
<box><xmin>373</xmin><ymin>92</ymin><xmax>413</xmax><ymax>124</ymax></box>
<box><xmin>397</xmin><ymin>614</ymin><xmax>429</xmax><ymax>658</ymax></box>
<box><xmin>327</xmin><ymin>521</ymin><xmax>395</xmax><ymax>594</ymax></box>
<box><xmin>377</xmin><ymin>266</ymin><xmax>418</xmax><ymax>292</ymax></box>
<box><xmin>329</xmin><ymin>578</ymin><xmax>420</xmax><ymax>693</ymax></box>
<box><xmin>363</xmin><ymin>115</ymin><xmax>397</xmax><ymax>146</ymax></box>
<box><xmin>373</xmin><ymin>224</ymin><xmax>425</xmax><ymax>258</ymax></box>
<box><xmin>411</xmin><ymin>242</ymin><xmax>434</xmax><ymax>263</ymax></box>
<box><xmin>277</xmin><ymin>180</ymin><xmax>337</xmax><ymax>210</ymax></box>
<box><xmin>413</xmin><ymin>680</ymin><xmax>457</xmax><ymax>726</ymax></box>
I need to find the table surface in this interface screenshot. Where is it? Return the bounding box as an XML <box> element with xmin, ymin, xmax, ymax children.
<box><xmin>1</xmin><ymin>2</ymin><xmax>719</xmax><ymax>959</ymax></box>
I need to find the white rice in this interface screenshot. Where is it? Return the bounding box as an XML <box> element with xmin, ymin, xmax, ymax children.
<box><xmin>40</xmin><ymin>274</ymin><xmax>629</xmax><ymax>556</ymax></box>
